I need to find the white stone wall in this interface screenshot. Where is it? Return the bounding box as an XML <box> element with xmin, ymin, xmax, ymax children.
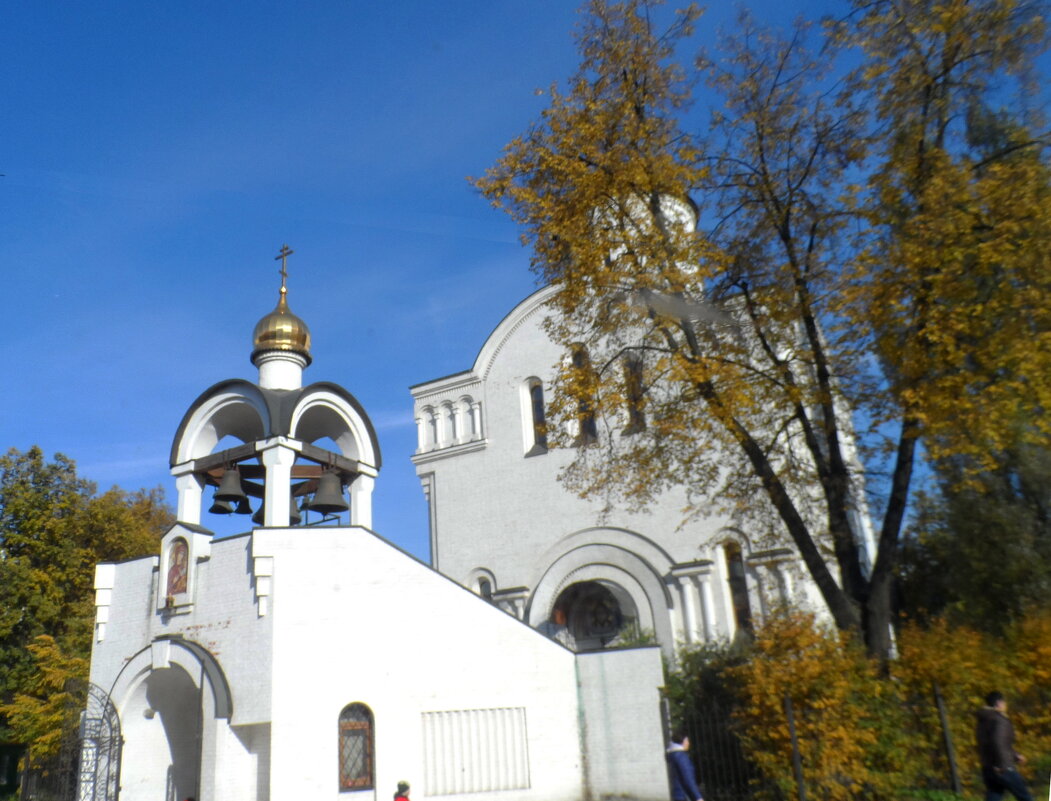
<box><xmin>93</xmin><ymin>523</ymin><xmax>675</xmax><ymax>801</ymax></box>
<box><xmin>576</xmin><ymin>647</ymin><xmax>669</xmax><ymax>801</ymax></box>
<box><xmin>258</xmin><ymin>525</ymin><xmax>585</xmax><ymax>801</ymax></box>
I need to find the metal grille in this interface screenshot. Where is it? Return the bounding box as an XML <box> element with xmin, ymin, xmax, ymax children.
<box><xmin>339</xmin><ymin>704</ymin><xmax>373</xmax><ymax>790</ymax></box>
<box><xmin>679</xmin><ymin>698</ymin><xmax>779</xmax><ymax>801</ymax></box>
<box><xmin>21</xmin><ymin>681</ymin><xmax>122</xmax><ymax>801</ymax></box>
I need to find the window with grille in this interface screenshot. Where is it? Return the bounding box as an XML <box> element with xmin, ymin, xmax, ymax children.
<box><xmin>339</xmin><ymin>703</ymin><xmax>374</xmax><ymax>791</ymax></box>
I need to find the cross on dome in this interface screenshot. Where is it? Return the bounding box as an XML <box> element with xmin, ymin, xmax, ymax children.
<box><xmin>252</xmin><ymin>244</ymin><xmax>312</xmax><ymax>378</ymax></box>
<box><xmin>275</xmin><ymin>244</ymin><xmax>294</xmax><ymax>295</ymax></box>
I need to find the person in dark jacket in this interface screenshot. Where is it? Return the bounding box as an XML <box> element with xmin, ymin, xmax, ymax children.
<box><xmin>666</xmin><ymin>729</ymin><xmax>703</xmax><ymax>801</ymax></box>
<box><xmin>976</xmin><ymin>691</ymin><xmax>1032</xmax><ymax>801</ymax></box>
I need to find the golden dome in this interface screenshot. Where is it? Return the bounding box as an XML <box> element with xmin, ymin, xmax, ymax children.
<box><xmin>251</xmin><ymin>288</ymin><xmax>312</xmax><ymax>365</ymax></box>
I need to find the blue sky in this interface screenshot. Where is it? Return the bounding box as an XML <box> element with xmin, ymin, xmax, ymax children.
<box><xmin>2</xmin><ymin>1</ymin><xmax>842</xmax><ymax>559</ymax></box>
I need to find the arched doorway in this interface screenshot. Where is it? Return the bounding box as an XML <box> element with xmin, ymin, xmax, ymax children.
<box><xmin>120</xmin><ymin>665</ymin><xmax>201</xmax><ymax>801</ymax></box>
<box><xmin>552</xmin><ymin>580</ymin><xmax>639</xmax><ymax>651</ymax></box>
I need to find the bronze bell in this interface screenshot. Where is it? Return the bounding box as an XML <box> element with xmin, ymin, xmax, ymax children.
<box><xmin>234</xmin><ymin>496</ymin><xmax>252</xmax><ymax>515</ymax></box>
<box><xmin>251</xmin><ymin>495</ymin><xmax>302</xmax><ymax>526</ymax></box>
<box><xmin>307</xmin><ymin>471</ymin><xmax>349</xmax><ymax>515</ymax></box>
<box><xmin>289</xmin><ymin>491</ymin><xmax>302</xmax><ymax>525</ymax></box>
<box><xmin>209</xmin><ymin>496</ymin><xmax>235</xmax><ymax>515</ymax></box>
<box><xmin>214</xmin><ymin>467</ymin><xmax>248</xmax><ymax>503</ymax></box>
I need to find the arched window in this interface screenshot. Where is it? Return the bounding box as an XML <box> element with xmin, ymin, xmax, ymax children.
<box><xmin>571</xmin><ymin>347</ymin><xmax>598</xmax><ymax>446</ymax></box>
<box><xmin>723</xmin><ymin>543</ymin><xmax>753</xmax><ymax>634</ymax></box>
<box><xmin>478</xmin><ymin>578</ymin><xmax>493</xmax><ymax>600</ymax></box>
<box><xmin>166</xmin><ymin>538</ymin><xmax>189</xmax><ymax>596</ymax></box>
<box><xmin>622</xmin><ymin>355</ymin><xmax>646</xmax><ymax>435</ymax></box>
<box><xmin>338</xmin><ymin>703</ymin><xmax>374</xmax><ymax>791</ymax></box>
<box><xmin>525</xmin><ymin>379</ymin><xmax>548</xmax><ymax>455</ymax></box>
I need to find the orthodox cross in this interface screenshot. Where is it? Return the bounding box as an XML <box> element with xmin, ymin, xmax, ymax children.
<box><xmin>275</xmin><ymin>244</ymin><xmax>294</xmax><ymax>294</ymax></box>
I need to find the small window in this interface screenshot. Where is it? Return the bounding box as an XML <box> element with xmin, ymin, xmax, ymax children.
<box><xmin>622</xmin><ymin>355</ymin><xmax>646</xmax><ymax>435</ymax></box>
<box><xmin>724</xmin><ymin>543</ymin><xmax>753</xmax><ymax>633</ymax></box>
<box><xmin>528</xmin><ymin>381</ymin><xmax>548</xmax><ymax>454</ymax></box>
<box><xmin>478</xmin><ymin>578</ymin><xmax>493</xmax><ymax>600</ymax></box>
<box><xmin>339</xmin><ymin>703</ymin><xmax>374</xmax><ymax>791</ymax></box>
<box><xmin>166</xmin><ymin>538</ymin><xmax>189</xmax><ymax>596</ymax></box>
<box><xmin>571</xmin><ymin>347</ymin><xmax>598</xmax><ymax>446</ymax></box>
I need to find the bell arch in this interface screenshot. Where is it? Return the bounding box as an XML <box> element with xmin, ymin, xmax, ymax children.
<box><xmin>170</xmin><ymin>380</ymin><xmax>271</xmax><ymax>466</ymax></box>
<box><xmin>290</xmin><ymin>385</ymin><xmax>380</xmax><ymax>472</ymax></box>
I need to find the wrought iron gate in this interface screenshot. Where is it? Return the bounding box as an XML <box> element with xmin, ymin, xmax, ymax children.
<box><xmin>21</xmin><ymin>681</ymin><xmax>122</xmax><ymax>801</ymax></box>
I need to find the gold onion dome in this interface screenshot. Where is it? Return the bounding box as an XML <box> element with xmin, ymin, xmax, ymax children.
<box><xmin>252</xmin><ymin>246</ymin><xmax>312</xmax><ymax>365</ymax></box>
<box><xmin>252</xmin><ymin>290</ymin><xmax>312</xmax><ymax>365</ymax></box>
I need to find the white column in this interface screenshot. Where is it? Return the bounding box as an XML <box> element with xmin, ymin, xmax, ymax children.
<box><xmin>436</xmin><ymin>406</ymin><xmax>450</xmax><ymax>447</ymax></box>
<box><xmin>679</xmin><ymin>577</ymin><xmax>700</xmax><ymax>644</ymax></box>
<box><xmin>350</xmin><ymin>474</ymin><xmax>375</xmax><ymax>529</ymax></box>
<box><xmin>471</xmin><ymin>400</ymin><xmax>483</xmax><ymax>440</ymax></box>
<box><xmin>175</xmin><ymin>472</ymin><xmax>203</xmax><ymax>526</ymax></box>
<box><xmin>415</xmin><ymin>415</ymin><xmax>426</xmax><ymax>452</ymax></box>
<box><xmin>698</xmin><ymin>574</ymin><xmax>717</xmax><ymax>641</ymax></box>
<box><xmin>261</xmin><ymin>444</ymin><xmax>296</xmax><ymax>527</ymax></box>
<box><xmin>453</xmin><ymin>403</ymin><xmax>466</xmax><ymax>444</ymax></box>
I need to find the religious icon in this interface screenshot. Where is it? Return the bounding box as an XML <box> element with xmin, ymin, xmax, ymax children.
<box><xmin>167</xmin><ymin>538</ymin><xmax>189</xmax><ymax>596</ymax></box>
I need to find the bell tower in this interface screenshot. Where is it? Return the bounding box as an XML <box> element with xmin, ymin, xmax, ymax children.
<box><xmin>167</xmin><ymin>246</ymin><xmax>382</xmax><ymax>530</ymax></box>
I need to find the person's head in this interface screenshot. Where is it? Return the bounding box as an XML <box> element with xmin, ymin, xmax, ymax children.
<box><xmin>670</xmin><ymin>729</ymin><xmax>690</xmax><ymax>749</ymax></box>
<box><xmin>396</xmin><ymin>780</ymin><xmax>410</xmax><ymax>796</ymax></box>
<box><xmin>985</xmin><ymin>691</ymin><xmax>1006</xmax><ymax>711</ymax></box>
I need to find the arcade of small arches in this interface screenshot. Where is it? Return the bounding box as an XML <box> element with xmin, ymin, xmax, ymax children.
<box><xmin>415</xmin><ymin>394</ymin><xmax>484</xmax><ymax>452</ymax></box>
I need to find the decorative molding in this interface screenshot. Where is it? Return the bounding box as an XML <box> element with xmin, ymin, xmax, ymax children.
<box><xmin>411</xmin><ymin>438</ymin><xmax>489</xmax><ymax>465</ymax></box>
<box><xmin>94</xmin><ymin>563</ymin><xmax>117</xmax><ymax>642</ymax></box>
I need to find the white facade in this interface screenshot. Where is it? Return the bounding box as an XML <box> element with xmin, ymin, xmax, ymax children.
<box><xmin>89</xmin><ymin>280</ymin><xmax>670</xmax><ymax>801</ymax></box>
<box><xmin>92</xmin><ymin>523</ymin><xmax>666</xmax><ymax>801</ymax></box>
<box><xmin>412</xmin><ymin>286</ymin><xmax>827</xmax><ymax>658</ymax></box>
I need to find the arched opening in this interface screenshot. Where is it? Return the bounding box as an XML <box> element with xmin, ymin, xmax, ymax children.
<box><xmin>120</xmin><ymin>666</ymin><xmax>201</xmax><ymax>801</ymax></box>
<box><xmin>550</xmin><ymin>580</ymin><xmax>639</xmax><ymax>652</ymax></box>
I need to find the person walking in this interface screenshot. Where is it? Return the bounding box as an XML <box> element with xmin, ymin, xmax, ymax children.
<box><xmin>393</xmin><ymin>780</ymin><xmax>411</xmax><ymax>801</ymax></box>
<box><xmin>976</xmin><ymin>691</ymin><xmax>1032</xmax><ymax>801</ymax></box>
<box><xmin>666</xmin><ymin>729</ymin><xmax>703</xmax><ymax>801</ymax></box>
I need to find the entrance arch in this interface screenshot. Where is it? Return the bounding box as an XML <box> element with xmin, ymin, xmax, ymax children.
<box><xmin>109</xmin><ymin>638</ymin><xmax>235</xmax><ymax>801</ymax></box>
<box><xmin>120</xmin><ymin>664</ymin><xmax>201</xmax><ymax>801</ymax></box>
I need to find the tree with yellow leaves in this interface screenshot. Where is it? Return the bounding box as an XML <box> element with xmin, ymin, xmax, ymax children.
<box><xmin>475</xmin><ymin>0</ymin><xmax>1051</xmax><ymax>658</ymax></box>
<box><xmin>0</xmin><ymin>446</ymin><xmax>172</xmax><ymax>751</ymax></box>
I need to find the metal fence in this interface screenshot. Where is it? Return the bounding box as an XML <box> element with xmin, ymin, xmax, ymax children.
<box><xmin>669</xmin><ymin>682</ymin><xmax>995</xmax><ymax>801</ymax></box>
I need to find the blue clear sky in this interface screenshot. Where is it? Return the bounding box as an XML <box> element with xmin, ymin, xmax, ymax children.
<box><xmin>1</xmin><ymin>1</ymin><xmax>842</xmax><ymax>559</ymax></box>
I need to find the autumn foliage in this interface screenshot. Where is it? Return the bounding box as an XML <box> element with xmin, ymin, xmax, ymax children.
<box><xmin>670</xmin><ymin>611</ymin><xmax>1051</xmax><ymax>800</ymax></box>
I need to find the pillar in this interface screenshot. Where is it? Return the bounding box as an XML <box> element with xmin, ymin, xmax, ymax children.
<box><xmin>175</xmin><ymin>472</ymin><xmax>203</xmax><ymax>526</ymax></box>
<box><xmin>261</xmin><ymin>443</ymin><xmax>297</xmax><ymax>527</ymax></box>
<box><xmin>350</xmin><ymin>474</ymin><xmax>375</xmax><ymax>529</ymax></box>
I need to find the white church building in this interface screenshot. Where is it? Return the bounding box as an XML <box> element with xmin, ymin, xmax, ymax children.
<box><xmin>410</xmin><ymin>284</ymin><xmax>829</xmax><ymax>659</ymax></box>
<box><xmin>88</xmin><ymin>266</ymin><xmax>669</xmax><ymax>801</ymax></box>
